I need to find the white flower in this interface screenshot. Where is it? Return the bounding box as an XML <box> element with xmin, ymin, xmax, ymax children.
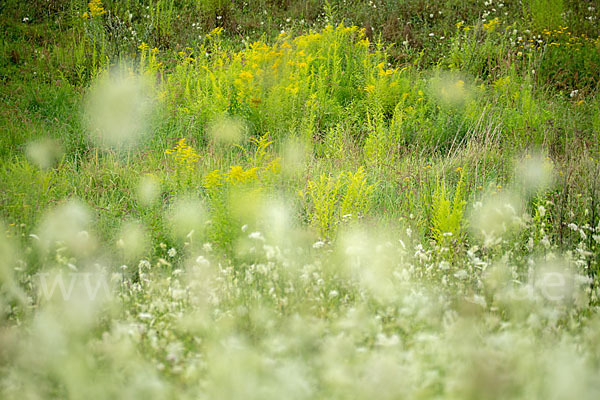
<box><xmin>527</xmin><ymin>237</ymin><xmax>534</xmax><ymax>251</ymax></box>
<box><xmin>312</xmin><ymin>240</ymin><xmax>325</xmax><ymax>249</ymax></box>
<box><xmin>537</xmin><ymin>205</ymin><xmax>546</xmax><ymax>217</ymax></box>
<box><xmin>541</xmin><ymin>236</ymin><xmax>551</xmax><ymax>249</ymax></box>
<box><xmin>328</xmin><ymin>290</ymin><xmax>339</xmax><ymax>298</ymax></box>
<box><xmin>203</xmin><ymin>242</ymin><xmax>213</xmax><ymax>252</ymax></box>
<box><xmin>248</xmin><ymin>231</ymin><xmax>265</xmax><ymax>241</ymax></box>
<box><xmin>168</xmin><ymin>248</ymin><xmax>177</xmax><ymax>257</ymax></box>
<box><xmin>454</xmin><ymin>270</ymin><xmax>468</xmax><ymax>280</ymax></box>
<box><xmin>470</xmin><ymin>294</ymin><xmax>487</xmax><ymax>308</ymax></box>
<box><xmin>195</xmin><ymin>255</ymin><xmax>210</xmax><ymax>267</ymax></box>
<box><xmin>375</xmin><ymin>333</ymin><xmax>400</xmax><ymax>347</ymax></box>
<box><xmin>429</xmin><ymin>33</ymin><xmax>435</xmax><ymax>37</ymax></box>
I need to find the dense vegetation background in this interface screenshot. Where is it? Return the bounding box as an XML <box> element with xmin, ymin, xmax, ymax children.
<box><xmin>1</xmin><ymin>0</ymin><xmax>600</xmax><ymax>398</ymax></box>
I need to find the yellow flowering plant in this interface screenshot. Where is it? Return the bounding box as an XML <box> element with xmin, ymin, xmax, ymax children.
<box><xmin>165</xmin><ymin>138</ymin><xmax>201</xmax><ymax>187</ymax></box>
<box><xmin>165</xmin><ymin>138</ymin><xmax>200</xmax><ymax>171</ymax></box>
<box><xmin>87</xmin><ymin>0</ymin><xmax>106</xmax><ymax>18</ymax></box>
<box><xmin>199</xmin><ymin>134</ymin><xmax>280</xmax><ymax>251</ymax></box>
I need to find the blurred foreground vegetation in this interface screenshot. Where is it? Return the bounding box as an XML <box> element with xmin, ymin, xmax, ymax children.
<box><xmin>1</xmin><ymin>1</ymin><xmax>600</xmax><ymax>398</ymax></box>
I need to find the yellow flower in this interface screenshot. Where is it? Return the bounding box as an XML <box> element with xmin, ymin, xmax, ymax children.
<box><xmin>138</xmin><ymin>42</ymin><xmax>149</xmax><ymax>52</ymax></box>
<box><xmin>379</xmin><ymin>68</ymin><xmax>395</xmax><ymax>76</ymax></box>
<box><xmin>165</xmin><ymin>138</ymin><xmax>200</xmax><ymax>171</ymax></box>
<box><xmin>285</xmin><ymin>84</ymin><xmax>299</xmax><ymax>94</ymax></box>
<box><xmin>208</xmin><ymin>27</ymin><xmax>223</xmax><ymax>37</ymax></box>
<box><xmin>238</xmin><ymin>70</ymin><xmax>254</xmax><ymax>81</ymax></box>
<box><xmin>88</xmin><ymin>0</ymin><xmax>106</xmax><ymax>18</ymax></box>
<box><xmin>203</xmin><ymin>169</ymin><xmax>223</xmax><ymax>190</ymax></box>
<box><xmin>268</xmin><ymin>158</ymin><xmax>281</xmax><ymax>174</ymax></box>
<box><xmin>225</xmin><ymin>166</ymin><xmax>259</xmax><ymax>184</ymax></box>
<box><xmin>364</xmin><ymin>85</ymin><xmax>375</xmax><ymax>94</ymax></box>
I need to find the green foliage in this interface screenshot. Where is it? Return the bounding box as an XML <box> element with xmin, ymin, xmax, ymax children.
<box><xmin>525</xmin><ymin>0</ymin><xmax>564</xmax><ymax>30</ymax></box>
<box><xmin>536</xmin><ymin>28</ymin><xmax>600</xmax><ymax>91</ymax></box>
<box><xmin>303</xmin><ymin>167</ymin><xmax>374</xmax><ymax>239</ymax></box>
<box><xmin>431</xmin><ymin>171</ymin><xmax>466</xmax><ymax>246</ymax></box>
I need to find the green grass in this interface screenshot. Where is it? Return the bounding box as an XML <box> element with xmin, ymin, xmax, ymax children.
<box><xmin>1</xmin><ymin>1</ymin><xmax>600</xmax><ymax>398</ymax></box>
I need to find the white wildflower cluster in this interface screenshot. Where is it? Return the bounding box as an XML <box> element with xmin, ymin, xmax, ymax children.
<box><xmin>2</xmin><ymin>184</ymin><xmax>600</xmax><ymax>399</ymax></box>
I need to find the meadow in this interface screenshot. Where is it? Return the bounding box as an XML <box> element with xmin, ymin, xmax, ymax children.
<box><xmin>1</xmin><ymin>0</ymin><xmax>600</xmax><ymax>398</ymax></box>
